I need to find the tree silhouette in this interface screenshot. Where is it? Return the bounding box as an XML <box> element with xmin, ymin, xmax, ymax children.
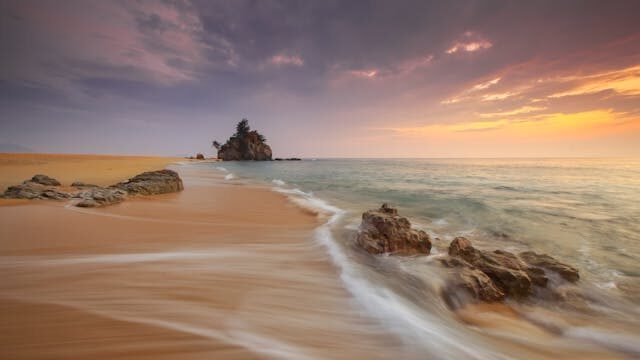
<box><xmin>212</xmin><ymin>140</ymin><xmax>221</xmax><ymax>150</ymax></box>
<box><xmin>235</xmin><ymin>119</ymin><xmax>250</xmax><ymax>137</ymax></box>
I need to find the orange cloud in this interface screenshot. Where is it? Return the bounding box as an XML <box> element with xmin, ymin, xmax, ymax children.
<box><xmin>549</xmin><ymin>65</ymin><xmax>640</xmax><ymax>98</ymax></box>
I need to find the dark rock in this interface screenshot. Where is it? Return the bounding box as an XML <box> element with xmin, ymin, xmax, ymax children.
<box><xmin>356</xmin><ymin>204</ymin><xmax>431</xmax><ymax>255</ymax></box>
<box><xmin>30</xmin><ymin>174</ymin><xmax>61</xmax><ymax>186</ymax></box>
<box><xmin>71</xmin><ymin>181</ymin><xmax>99</xmax><ymax>188</ymax></box>
<box><xmin>217</xmin><ymin>120</ymin><xmax>272</xmax><ymax>161</ymax></box>
<box><xmin>519</xmin><ymin>251</ymin><xmax>580</xmax><ymax>282</ymax></box>
<box><xmin>113</xmin><ymin>169</ymin><xmax>183</xmax><ymax>195</ymax></box>
<box><xmin>74</xmin><ymin>187</ymin><xmax>127</xmax><ymax>207</ymax></box>
<box><xmin>196</xmin><ymin>153</ymin><xmax>205</xmax><ymax>160</ymax></box>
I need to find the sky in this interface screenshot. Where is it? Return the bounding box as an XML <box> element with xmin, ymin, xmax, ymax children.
<box><xmin>1</xmin><ymin>0</ymin><xmax>639</xmax><ymax>158</ymax></box>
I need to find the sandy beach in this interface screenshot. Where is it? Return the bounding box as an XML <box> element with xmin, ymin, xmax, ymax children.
<box><xmin>0</xmin><ymin>155</ymin><xmax>636</xmax><ymax>360</ymax></box>
<box><xmin>0</xmin><ymin>155</ymin><xmax>409</xmax><ymax>359</ymax></box>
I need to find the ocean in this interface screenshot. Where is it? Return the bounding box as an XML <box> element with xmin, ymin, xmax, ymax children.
<box><xmin>212</xmin><ymin>158</ymin><xmax>640</xmax><ymax>358</ymax></box>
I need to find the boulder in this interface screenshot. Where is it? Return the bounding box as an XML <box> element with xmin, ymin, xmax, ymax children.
<box><xmin>519</xmin><ymin>251</ymin><xmax>579</xmax><ymax>282</ymax></box>
<box><xmin>448</xmin><ymin>237</ymin><xmax>540</xmax><ymax>298</ymax></box>
<box><xmin>74</xmin><ymin>187</ymin><xmax>127</xmax><ymax>208</ymax></box>
<box><xmin>443</xmin><ymin>237</ymin><xmax>579</xmax><ymax>304</ymax></box>
<box><xmin>113</xmin><ymin>169</ymin><xmax>183</xmax><ymax>195</ymax></box>
<box><xmin>30</xmin><ymin>174</ymin><xmax>61</xmax><ymax>186</ymax></box>
<box><xmin>356</xmin><ymin>204</ymin><xmax>432</xmax><ymax>255</ymax></box>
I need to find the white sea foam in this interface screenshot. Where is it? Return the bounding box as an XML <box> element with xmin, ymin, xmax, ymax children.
<box><xmin>273</xmin><ymin>185</ymin><xmax>500</xmax><ymax>360</ymax></box>
<box><xmin>225</xmin><ymin>173</ymin><xmax>235</xmax><ymax>180</ymax></box>
<box><xmin>215</xmin><ymin>166</ymin><xmax>228</xmax><ymax>172</ymax></box>
<box><xmin>272</xmin><ymin>179</ymin><xmax>286</xmax><ymax>186</ymax></box>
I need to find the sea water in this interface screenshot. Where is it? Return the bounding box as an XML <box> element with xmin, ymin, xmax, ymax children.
<box><xmin>214</xmin><ymin>158</ymin><xmax>640</xmax><ymax>358</ymax></box>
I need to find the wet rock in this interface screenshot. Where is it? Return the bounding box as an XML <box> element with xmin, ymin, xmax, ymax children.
<box><xmin>113</xmin><ymin>169</ymin><xmax>183</xmax><ymax>195</ymax></box>
<box><xmin>356</xmin><ymin>204</ymin><xmax>432</xmax><ymax>255</ymax></box>
<box><xmin>440</xmin><ymin>257</ymin><xmax>505</xmax><ymax>307</ymax></box>
<box><xmin>519</xmin><ymin>251</ymin><xmax>580</xmax><ymax>282</ymax></box>
<box><xmin>74</xmin><ymin>187</ymin><xmax>127</xmax><ymax>208</ymax></box>
<box><xmin>448</xmin><ymin>237</ymin><xmax>539</xmax><ymax>298</ymax></box>
<box><xmin>30</xmin><ymin>174</ymin><xmax>61</xmax><ymax>186</ymax></box>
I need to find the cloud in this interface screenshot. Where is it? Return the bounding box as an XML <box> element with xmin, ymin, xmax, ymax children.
<box><xmin>549</xmin><ymin>65</ymin><xmax>640</xmax><ymax>98</ymax></box>
<box><xmin>478</xmin><ymin>106</ymin><xmax>546</xmax><ymax>118</ymax></box>
<box><xmin>269</xmin><ymin>54</ymin><xmax>304</xmax><ymax>67</ymax></box>
<box><xmin>446</xmin><ymin>32</ymin><xmax>493</xmax><ymax>54</ymax></box>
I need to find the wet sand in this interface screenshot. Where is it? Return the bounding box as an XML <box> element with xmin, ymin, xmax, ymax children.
<box><xmin>1</xmin><ymin>156</ymin><xmax>636</xmax><ymax>359</ymax></box>
<box><xmin>0</xmin><ymin>164</ymin><xmax>408</xmax><ymax>359</ymax></box>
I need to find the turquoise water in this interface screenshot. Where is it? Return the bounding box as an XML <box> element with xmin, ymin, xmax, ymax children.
<box><xmin>212</xmin><ymin>158</ymin><xmax>640</xmax><ymax>357</ymax></box>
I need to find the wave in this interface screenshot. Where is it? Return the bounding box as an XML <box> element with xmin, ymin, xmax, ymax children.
<box><xmin>225</xmin><ymin>173</ymin><xmax>235</xmax><ymax>180</ymax></box>
<box><xmin>215</xmin><ymin>166</ymin><xmax>228</xmax><ymax>172</ymax></box>
<box><xmin>272</xmin><ymin>179</ymin><xmax>286</xmax><ymax>186</ymax></box>
<box><xmin>272</xmin><ymin>185</ymin><xmax>500</xmax><ymax>359</ymax></box>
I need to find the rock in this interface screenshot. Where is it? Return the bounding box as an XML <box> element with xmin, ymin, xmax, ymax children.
<box><xmin>30</xmin><ymin>174</ymin><xmax>61</xmax><ymax>186</ymax></box>
<box><xmin>356</xmin><ymin>204</ymin><xmax>432</xmax><ymax>255</ymax></box>
<box><xmin>196</xmin><ymin>153</ymin><xmax>205</xmax><ymax>160</ymax></box>
<box><xmin>440</xmin><ymin>257</ymin><xmax>505</xmax><ymax>307</ymax></box>
<box><xmin>74</xmin><ymin>187</ymin><xmax>127</xmax><ymax>207</ymax></box>
<box><xmin>217</xmin><ymin>120</ymin><xmax>272</xmax><ymax>161</ymax></box>
<box><xmin>448</xmin><ymin>237</ymin><xmax>538</xmax><ymax>298</ymax></box>
<box><xmin>71</xmin><ymin>181</ymin><xmax>99</xmax><ymax>188</ymax></box>
<box><xmin>113</xmin><ymin>169</ymin><xmax>183</xmax><ymax>195</ymax></box>
<box><xmin>3</xmin><ymin>181</ymin><xmax>70</xmax><ymax>200</ymax></box>
<box><xmin>519</xmin><ymin>251</ymin><xmax>580</xmax><ymax>282</ymax></box>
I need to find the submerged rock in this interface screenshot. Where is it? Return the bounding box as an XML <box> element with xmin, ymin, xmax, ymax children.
<box><xmin>443</xmin><ymin>237</ymin><xmax>579</xmax><ymax>305</ymax></box>
<box><xmin>519</xmin><ymin>251</ymin><xmax>580</xmax><ymax>282</ymax></box>
<box><xmin>74</xmin><ymin>187</ymin><xmax>127</xmax><ymax>208</ymax></box>
<box><xmin>356</xmin><ymin>204</ymin><xmax>432</xmax><ymax>255</ymax></box>
<box><xmin>113</xmin><ymin>169</ymin><xmax>183</xmax><ymax>195</ymax></box>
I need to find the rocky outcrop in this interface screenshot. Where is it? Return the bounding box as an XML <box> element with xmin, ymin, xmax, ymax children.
<box><xmin>442</xmin><ymin>237</ymin><xmax>579</xmax><ymax>306</ymax></box>
<box><xmin>3</xmin><ymin>176</ymin><xmax>69</xmax><ymax>200</ymax></box>
<box><xmin>113</xmin><ymin>169</ymin><xmax>183</xmax><ymax>195</ymax></box>
<box><xmin>218</xmin><ymin>131</ymin><xmax>272</xmax><ymax>161</ymax></box>
<box><xmin>356</xmin><ymin>204</ymin><xmax>432</xmax><ymax>255</ymax></box>
<box><xmin>216</xmin><ymin>119</ymin><xmax>272</xmax><ymax>161</ymax></box>
<box><xmin>196</xmin><ymin>153</ymin><xmax>205</xmax><ymax>160</ymax></box>
<box><xmin>74</xmin><ymin>187</ymin><xmax>127</xmax><ymax>208</ymax></box>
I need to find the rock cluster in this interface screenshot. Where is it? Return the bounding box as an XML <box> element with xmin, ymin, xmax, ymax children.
<box><xmin>356</xmin><ymin>204</ymin><xmax>432</xmax><ymax>255</ymax></box>
<box><xmin>2</xmin><ymin>169</ymin><xmax>183</xmax><ymax>208</ymax></box>
<box><xmin>355</xmin><ymin>204</ymin><xmax>580</xmax><ymax>306</ymax></box>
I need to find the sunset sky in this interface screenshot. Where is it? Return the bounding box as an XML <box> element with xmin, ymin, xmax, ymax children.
<box><xmin>1</xmin><ymin>0</ymin><xmax>639</xmax><ymax>157</ymax></box>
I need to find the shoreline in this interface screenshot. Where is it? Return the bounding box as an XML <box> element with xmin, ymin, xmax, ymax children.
<box><xmin>1</xmin><ymin>155</ymin><xmax>637</xmax><ymax>359</ymax></box>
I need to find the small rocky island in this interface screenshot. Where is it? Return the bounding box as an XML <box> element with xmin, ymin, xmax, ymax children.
<box><xmin>213</xmin><ymin>119</ymin><xmax>272</xmax><ymax>161</ymax></box>
<box><xmin>356</xmin><ymin>204</ymin><xmax>580</xmax><ymax>307</ymax></box>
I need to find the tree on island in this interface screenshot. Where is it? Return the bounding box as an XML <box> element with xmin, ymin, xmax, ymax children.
<box><xmin>213</xmin><ymin>119</ymin><xmax>272</xmax><ymax>161</ymax></box>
